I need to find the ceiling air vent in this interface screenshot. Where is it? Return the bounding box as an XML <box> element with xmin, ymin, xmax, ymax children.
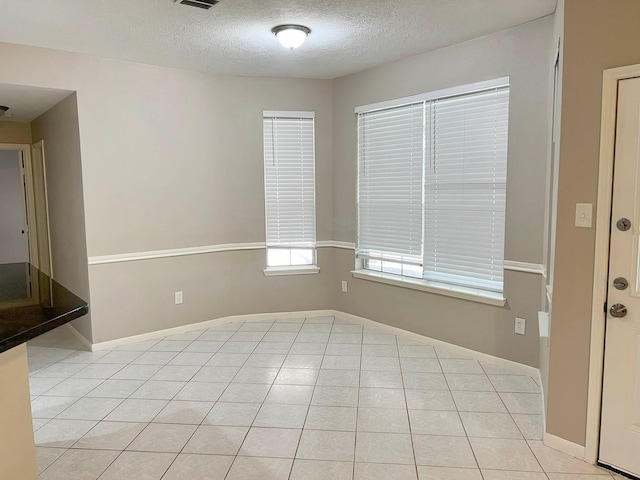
<box><xmin>176</xmin><ymin>0</ymin><xmax>219</xmax><ymax>10</ymax></box>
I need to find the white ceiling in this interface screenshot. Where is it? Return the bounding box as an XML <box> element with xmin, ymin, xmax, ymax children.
<box><xmin>0</xmin><ymin>0</ymin><xmax>556</xmax><ymax>79</ymax></box>
<box><xmin>0</xmin><ymin>84</ymin><xmax>73</xmax><ymax>122</ymax></box>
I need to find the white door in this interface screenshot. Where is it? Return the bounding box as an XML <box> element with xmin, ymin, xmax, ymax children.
<box><xmin>600</xmin><ymin>76</ymin><xmax>640</xmax><ymax>478</ymax></box>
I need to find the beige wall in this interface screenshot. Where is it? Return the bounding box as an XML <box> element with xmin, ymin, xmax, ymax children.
<box><xmin>546</xmin><ymin>0</ymin><xmax>640</xmax><ymax>447</ymax></box>
<box><xmin>31</xmin><ymin>94</ymin><xmax>92</xmax><ymax>340</ymax></box>
<box><xmin>331</xmin><ymin>17</ymin><xmax>553</xmax><ymax>367</ymax></box>
<box><xmin>0</xmin><ymin>344</ymin><xmax>37</xmax><ymax>480</ymax></box>
<box><xmin>0</xmin><ymin>121</ymin><xmax>32</xmax><ymax>144</ymax></box>
<box><xmin>0</xmin><ymin>43</ymin><xmax>334</xmax><ymax>341</ymax></box>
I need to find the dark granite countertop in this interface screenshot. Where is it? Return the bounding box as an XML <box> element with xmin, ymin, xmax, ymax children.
<box><xmin>0</xmin><ymin>263</ymin><xmax>88</xmax><ymax>353</ymax></box>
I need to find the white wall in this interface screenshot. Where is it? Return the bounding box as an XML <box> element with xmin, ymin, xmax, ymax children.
<box><xmin>0</xmin><ymin>150</ymin><xmax>27</xmax><ymax>264</ymax></box>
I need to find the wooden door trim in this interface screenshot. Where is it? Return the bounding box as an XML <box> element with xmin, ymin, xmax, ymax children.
<box><xmin>587</xmin><ymin>64</ymin><xmax>640</xmax><ymax>464</ymax></box>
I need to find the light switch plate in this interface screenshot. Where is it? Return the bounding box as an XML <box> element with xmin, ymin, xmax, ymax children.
<box><xmin>575</xmin><ymin>203</ymin><xmax>593</xmax><ymax>228</ymax></box>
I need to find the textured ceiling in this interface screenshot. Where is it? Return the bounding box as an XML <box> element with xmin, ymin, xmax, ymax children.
<box><xmin>0</xmin><ymin>84</ymin><xmax>73</xmax><ymax>122</ymax></box>
<box><xmin>0</xmin><ymin>0</ymin><xmax>556</xmax><ymax>79</ymax></box>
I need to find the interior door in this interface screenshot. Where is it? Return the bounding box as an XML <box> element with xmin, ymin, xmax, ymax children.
<box><xmin>600</xmin><ymin>76</ymin><xmax>640</xmax><ymax>478</ymax></box>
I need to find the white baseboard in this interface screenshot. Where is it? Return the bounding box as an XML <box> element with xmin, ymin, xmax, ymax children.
<box><xmin>88</xmin><ymin>310</ymin><xmax>335</xmax><ymax>352</ymax></box>
<box><xmin>66</xmin><ymin>324</ymin><xmax>93</xmax><ymax>351</ymax></box>
<box><xmin>543</xmin><ymin>432</ymin><xmax>586</xmax><ymax>460</ymax></box>
<box><xmin>335</xmin><ymin>311</ymin><xmax>540</xmax><ymax>378</ymax></box>
<box><xmin>80</xmin><ymin>309</ymin><xmax>540</xmax><ymax>379</ymax></box>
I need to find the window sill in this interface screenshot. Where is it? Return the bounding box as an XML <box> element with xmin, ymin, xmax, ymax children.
<box><xmin>351</xmin><ymin>269</ymin><xmax>506</xmax><ymax>307</ymax></box>
<box><xmin>264</xmin><ymin>266</ymin><xmax>320</xmax><ymax>276</ymax></box>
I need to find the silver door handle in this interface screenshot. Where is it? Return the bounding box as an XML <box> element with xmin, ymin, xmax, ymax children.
<box><xmin>609</xmin><ymin>303</ymin><xmax>628</xmax><ymax>318</ymax></box>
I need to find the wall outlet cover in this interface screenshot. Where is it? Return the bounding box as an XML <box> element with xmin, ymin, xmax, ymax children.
<box><xmin>341</xmin><ymin>280</ymin><xmax>348</xmax><ymax>293</ymax></box>
<box><xmin>175</xmin><ymin>291</ymin><xmax>183</xmax><ymax>304</ymax></box>
<box><xmin>515</xmin><ymin>317</ymin><xmax>526</xmax><ymax>335</ymax></box>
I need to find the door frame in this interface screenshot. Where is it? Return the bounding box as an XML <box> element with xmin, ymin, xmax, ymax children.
<box><xmin>0</xmin><ymin>143</ymin><xmax>37</xmax><ymax>267</ymax></box>
<box><xmin>586</xmin><ymin>64</ymin><xmax>640</xmax><ymax>465</ymax></box>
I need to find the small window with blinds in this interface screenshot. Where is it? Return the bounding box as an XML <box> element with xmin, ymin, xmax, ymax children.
<box><xmin>263</xmin><ymin>111</ymin><xmax>316</xmax><ymax>268</ymax></box>
<box><xmin>356</xmin><ymin>78</ymin><xmax>509</xmax><ymax>294</ymax></box>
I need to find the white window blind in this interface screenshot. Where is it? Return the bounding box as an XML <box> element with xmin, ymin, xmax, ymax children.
<box><xmin>357</xmin><ymin>79</ymin><xmax>509</xmax><ymax>293</ymax></box>
<box><xmin>263</xmin><ymin>111</ymin><xmax>316</xmax><ymax>254</ymax></box>
<box><xmin>357</xmin><ymin>103</ymin><xmax>424</xmax><ymax>271</ymax></box>
<box><xmin>424</xmin><ymin>87</ymin><xmax>509</xmax><ymax>292</ymax></box>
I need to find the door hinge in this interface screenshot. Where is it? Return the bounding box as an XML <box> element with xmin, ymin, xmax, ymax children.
<box><xmin>603</xmin><ymin>301</ymin><xmax>607</xmax><ymax>313</ymax></box>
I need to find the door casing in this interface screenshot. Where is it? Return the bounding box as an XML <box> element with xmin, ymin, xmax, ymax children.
<box><xmin>586</xmin><ymin>64</ymin><xmax>640</xmax><ymax>465</ymax></box>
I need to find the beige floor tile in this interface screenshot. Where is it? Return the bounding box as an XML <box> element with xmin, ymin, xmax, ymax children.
<box><xmin>244</xmin><ymin>354</ymin><xmax>287</xmax><ymax>368</ymax></box>
<box><xmin>527</xmin><ymin>440</ymin><xmax>606</xmax><ymax>474</ymax></box>
<box><xmin>362</xmin><ymin>356</ymin><xmax>402</xmax><ymax>372</ymax></box>
<box><xmin>459</xmin><ymin>412</ymin><xmax>523</xmax><ymax>439</ymax></box>
<box><xmin>174</xmin><ymin>382</ymin><xmax>226</xmax><ymax>402</ymax></box>
<box><xmin>289</xmin><ymin>343</ymin><xmax>327</xmax><ymax>355</ymax></box>
<box><xmin>512</xmin><ymin>414</ymin><xmax>543</xmax><ymax>440</ymax></box>
<box><xmin>35</xmin><ymin>447</ymin><xmax>66</xmax><ymax>474</ymax></box>
<box><xmin>253</xmin><ymin>403</ymin><xmax>308</xmax><ymax>428</ymax></box>
<box><xmin>161</xmin><ymin>454</ymin><xmax>233</xmax><ymax>480</ymax></box>
<box><xmin>439</xmin><ymin>359</ymin><xmax>484</xmax><ymax>374</ymax></box>
<box><xmin>412</xmin><ymin>435</ymin><xmax>476</xmax><ymax>468</ymax></box>
<box><xmin>398</xmin><ymin>345</ymin><xmax>437</xmax><ymax>358</ymax></box>
<box><xmin>296</xmin><ymin>429</ymin><xmax>356</xmax><ymax>461</ymax></box>
<box><xmin>265</xmin><ymin>385</ymin><xmax>314</xmax><ymax>405</ymax></box>
<box><xmin>400</xmin><ymin>358</ymin><xmax>442</xmax><ymax>373</ymax></box>
<box><xmin>126</xmin><ymin>423</ymin><xmax>196</xmax><ymax>452</ymax></box>
<box><xmin>469</xmin><ymin>438</ymin><xmax>542</xmax><ymax>472</ymax></box>
<box><xmin>218</xmin><ymin>383</ymin><xmax>271</xmax><ymax>403</ymax></box>
<box><xmin>290</xmin><ymin>459</ymin><xmax>354</xmax><ymax>480</ymax></box>
<box><xmin>355</xmin><ymin>432</ymin><xmax>415</xmax><ymax>464</ymax></box>
<box><xmin>232</xmin><ymin>367</ymin><xmax>279</xmax><ymax>384</ymax></box>
<box><xmin>359</xmin><ymin>387</ymin><xmax>406</xmax><ymax>408</ymax></box>
<box><xmin>99</xmin><ymin>451</ymin><xmax>176</xmax><ymax>480</ymax></box>
<box><xmin>84</xmin><ymin>379</ymin><xmax>145</xmax><ymax>398</ymax></box>
<box><xmin>355</xmin><ymin>462</ymin><xmax>417</xmax><ymax>479</ymax></box>
<box><xmin>445</xmin><ymin>374</ymin><xmax>494</xmax><ymax>392</ymax></box>
<box><xmin>35</xmin><ymin>419</ymin><xmax>97</xmax><ymax>448</ymax></box>
<box><xmin>489</xmin><ymin>375</ymin><xmax>541</xmax><ymax>393</ymax></box>
<box><xmin>104</xmin><ymin>399</ymin><xmax>168</xmax><ymax>422</ymax></box>
<box><xmin>409</xmin><ymin>410</ymin><xmax>465</xmax><ymax>436</ymax></box>
<box><xmin>405</xmin><ymin>390</ymin><xmax>456</xmax><ymax>410</ymax></box>
<box><xmin>182</xmin><ymin>425</ymin><xmax>248</xmax><ymax>455</ymax></box>
<box><xmin>417</xmin><ymin>466</ymin><xmax>482</xmax><ymax>479</ymax></box>
<box><xmin>226</xmin><ymin>456</ymin><xmax>293</xmax><ymax>480</ymax></box>
<box><xmin>31</xmin><ymin>396</ymin><xmax>78</xmax><ymax>418</ymax></box>
<box><xmin>73</xmin><ymin>421</ymin><xmax>146</xmax><ymax>450</ymax></box>
<box><xmin>239</xmin><ymin>427</ymin><xmax>302</xmax><ymax>458</ymax></box>
<box><xmin>546</xmin><ymin>474</ymin><xmax>613</xmax><ymax>479</ymax></box>
<box><xmin>282</xmin><ymin>354</ymin><xmax>324</xmax><ymax>369</ymax></box>
<box><xmin>452</xmin><ymin>391</ymin><xmax>507</xmax><ymax>413</ymax></box>
<box><xmin>305</xmin><ymin>406</ymin><xmax>357</xmax><ymax>431</ymax></box>
<box><xmin>312</xmin><ymin>386</ymin><xmax>359</xmax><ymax>407</ymax></box>
<box><xmin>403</xmin><ymin>373</ymin><xmax>449</xmax><ymax>390</ymax></box>
<box><xmin>325</xmin><ymin>344</ymin><xmax>362</xmax><ymax>356</ymax></box>
<box><xmin>152</xmin><ymin>400</ymin><xmax>213</xmax><ymax>424</ymax></box>
<box><xmin>322</xmin><ymin>356</ymin><xmax>362</xmax><ymax>370</ymax></box>
<box><xmin>481</xmin><ymin>471</ymin><xmax>548</xmax><ymax>479</ymax></box>
<box><xmin>130</xmin><ymin>381</ymin><xmax>185</xmax><ymax>400</ymax></box>
<box><xmin>360</xmin><ymin>370</ymin><xmax>404</xmax><ymax>388</ymax></box>
<box><xmin>316</xmin><ymin>370</ymin><xmax>360</xmax><ymax>387</ymax></box>
<box><xmin>498</xmin><ymin>393</ymin><xmax>543</xmax><ymax>414</ymax></box>
<box><xmin>357</xmin><ymin>407</ymin><xmax>410</xmax><ymax>433</ymax></box>
<box><xmin>39</xmin><ymin>448</ymin><xmax>118</xmax><ymax>480</ymax></box>
<box><xmin>274</xmin><ymin>368</ymin><xmax>319</xmax><ymax>385</ymax></box>
<box><xmin>362</xmin><ymin>344</ymin><xmax>398</xmax><ymax>357</ymax></box>
<box><xmin>203</xmin><ymin>402</ymin><xmax>260</xmax><ymax>426</ymax></box>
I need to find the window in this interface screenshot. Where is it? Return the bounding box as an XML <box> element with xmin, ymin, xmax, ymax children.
<box><xmin>263</xmin><ymin>111</ymin><xmax>317</xmax><ymax>271</ymax></box>
<box><xmin>356</xmin><ymin>78</ymin><xmax>509</xmax><ymax>295</ymax></box>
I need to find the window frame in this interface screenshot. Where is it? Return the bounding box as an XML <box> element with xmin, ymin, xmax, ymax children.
<box><xmin>354</xmin><ymin>77</ymin><xmax>510</xmax><ymax>302</ymax></box>
<box><xmin>262</xmin><ymin>110</ymin><xmax>319</xmax><ymax>276</ymax></box>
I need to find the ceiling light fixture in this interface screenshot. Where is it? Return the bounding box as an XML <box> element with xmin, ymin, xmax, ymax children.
<box><xmin>272</xmin><ymin>25</ymin><xmax>311</xmax><ymax>50</ymax></box>
<box><xmin>0</xmin><ymin>106</ymin><xmax>9</xmax><ymax>118</ymax></box>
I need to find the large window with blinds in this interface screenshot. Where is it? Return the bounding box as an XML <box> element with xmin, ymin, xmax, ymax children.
<box><xmin>263</xmin><ymin>111</ymin><xmax>316</xmax><ymax>268</ymax></box>
<box><xmin>356</xmin><ymin>78</ymin><xmax>509</xmax><ymax>294</ymax></box>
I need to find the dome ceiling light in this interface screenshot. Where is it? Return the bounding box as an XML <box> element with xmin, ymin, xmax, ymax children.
<box><xmin>272</xmin><ymin>25</ymin><xmax>311</xmax><ymax>50</ymax></box>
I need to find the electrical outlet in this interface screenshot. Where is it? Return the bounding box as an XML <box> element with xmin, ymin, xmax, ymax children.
<box><xmin>341</xmin><ymin>280</ymin><xmax>348</xmax><ymax>293</ymax></box>
<box><xmin>515</xmin><ymin>317</ymin><xmax>526</xmax><ymax>335</ymax></box>
<box><xmin>175</xmin><ymin>291</ymin><xmax>183</xmax><ymax>305</ymax></box>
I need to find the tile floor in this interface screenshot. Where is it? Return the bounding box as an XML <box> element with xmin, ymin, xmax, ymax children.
<box><xmin>27</xmin><ymin>315</ymin><xmax>623</xmax><ymax>479</ymax></box>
